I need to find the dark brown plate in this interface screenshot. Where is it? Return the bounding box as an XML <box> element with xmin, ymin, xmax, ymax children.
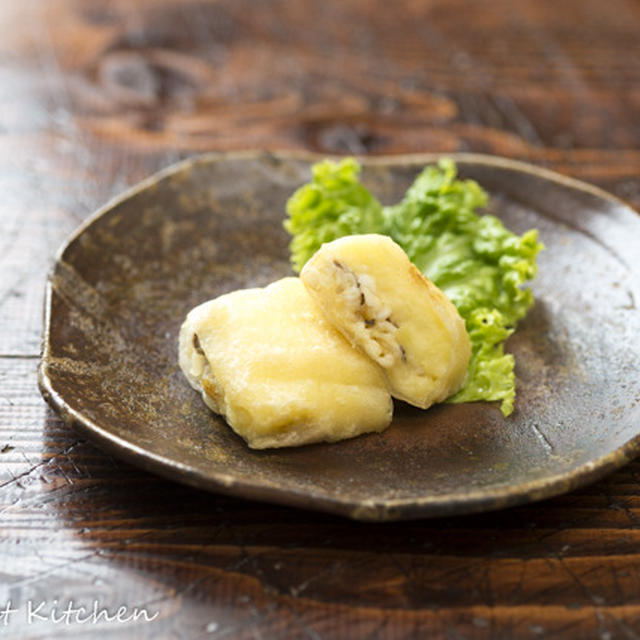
<box><xmin>39</xmin><ymin>151</ymin><xmax>640</xmax><ymax>521</ymax></box>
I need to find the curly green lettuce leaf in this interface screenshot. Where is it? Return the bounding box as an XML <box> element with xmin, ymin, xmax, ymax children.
<box><xmin>448</xmin><ymin>308</ymin><xmax>517</xmax><ymax>416</ymax></box>
<box><xmin>284</xmin><ymin>158</ymin><xmax>543</xmax><ymax>416</ymax></box>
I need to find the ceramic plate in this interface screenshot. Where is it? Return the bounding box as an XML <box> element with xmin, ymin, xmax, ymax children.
<box><xmin>39</xmin><ymin>151</ymin><xmax>640</xmax><ymax>520</ymax></box>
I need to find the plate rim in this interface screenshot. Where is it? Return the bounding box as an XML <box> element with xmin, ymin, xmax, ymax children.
<box><xmin>38</xmin><ymin>150</ymin><xmax>640</xmax><ymax>521</ymax></box>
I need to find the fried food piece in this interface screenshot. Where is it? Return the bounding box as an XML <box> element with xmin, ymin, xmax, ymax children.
<box><xmin>300</xmin><ymin>234</ymin><xmax>471</xmax><ymax>409</ymax></box>
<box><xmin>179</xmin><ymin>277</ymin><xmax>393</xmax><ymax>449</ymax></box>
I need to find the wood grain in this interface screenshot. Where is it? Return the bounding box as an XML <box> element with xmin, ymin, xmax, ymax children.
<box><xmin>1</xmin><ymin>0</ymin><xmax>639</xmax><ymax>637</ymax></box>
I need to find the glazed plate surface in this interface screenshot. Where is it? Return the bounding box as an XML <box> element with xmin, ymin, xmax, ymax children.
<box><xmin>39</xmin><ymin>152</ymin><xmax>640</xmax><ymax>520</ymax></box>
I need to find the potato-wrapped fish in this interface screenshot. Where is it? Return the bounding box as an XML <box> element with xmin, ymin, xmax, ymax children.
<box><xmin>300</xmin><ymin>234</ymin><xmax>470</xmax><ymax>409</ymax></box>
<box><xmin>178</xmin><ymin>277</ymin><xmax>393</xmax><ymax>449</ymax></box>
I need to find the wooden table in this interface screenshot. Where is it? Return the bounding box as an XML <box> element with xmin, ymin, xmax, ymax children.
<box><xmin>2</xmin><ymin>1</ymin><xmax>639</xmax><ymax>638</ymax></box>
